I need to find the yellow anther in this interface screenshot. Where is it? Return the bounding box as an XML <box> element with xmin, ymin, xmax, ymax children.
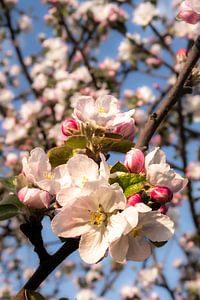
<box><xmin>89</xmin><ymin>206</ymin><xmax>107</xmax><ymax>226</ymax></box>
<box><xmin>80</xmin><ymin>176</ymin><xmax>89</xmax><ymax>188</ymax></box>
<box><xmin>98</xmin><ymin>106</ymin><xmax>106</xmax><ymax>113</ymax></box>
<box><xmin>131</xmin><ymin>225</ymin><xmax>143</xmax><ymax>238</ymax></box>
<box><xmin>43</xmin><ymin>171</ymin><xmax>55</xmax><ymax>181</ymax></box>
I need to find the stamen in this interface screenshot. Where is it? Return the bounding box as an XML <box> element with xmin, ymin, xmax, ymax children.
<box><xmin>43</xmin><ymin>171</ymin><xmax>55</xmax><ymax>181</ymax></box>
<box><xmin>89</xmin><ymin>205</ymin><xmax>107</xmax><ymax>226</ymax></box>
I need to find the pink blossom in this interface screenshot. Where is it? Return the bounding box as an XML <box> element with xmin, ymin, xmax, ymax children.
<box><xmin>159</xmin><ymin>205</ymin><xmax>168</xmax><ymax>215</ymax></box>
<box><xmin>61</xmin><ymin>118</ymin><xmax>79</xmax><ymax>137</ymax></box>
<box><xmin>150</xmin><ymin>186</ymin><xmax>173</xmax><ymax>204</ymax></box>
<box><xmin>112</xmin><ymin>118</ymin><xmax>135</xmax><ymax>140</ymax></box>
<box><xmin>177</xmin><ymin>1</ymin><xmax>200</xmax><ymax>24</ymax></box>
<box><xmin>124</xmin><ymin>148</ymin><xmax>144</xmax><ymax>173</ymax></box>
<box><xmin>127</xmin><ymin>193</ymin><xmax>142</xmax><ymax>206</ymax></box>
<box><xmin>18</xmin><ymin>186</ymin><xmax>50</xmax><ymax>209</ymax></box>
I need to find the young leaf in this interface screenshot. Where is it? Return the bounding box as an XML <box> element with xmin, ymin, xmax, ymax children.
<box><xmin>110</xmin><ymin>161</ymin><xmax>129</xmax><ymax>174</ymax></box>
<box><xmin>64</xmin><ymin>135</ymin><xmax>88</xmax><ymax>149</ymax></box>
<box><xmin>48</xmin><ymin>146</ymin><xmax>72</xmax><ymax>168</ymax></box>
<box><xmin>0</xmin><ymin>194</ymin><xmax>24</xmax><ymax>208</ymax></box>
<box><xmin>124</xmin><ymin>182</ymin><xmax>145</xmax><ymax>198</ymax></box>
<box><xmin>0</xmin><ymin>176</ymin><xmax>17</xmax><ymax>193</ymax></box>
<box><xmin>0</xmin><ymin>204</ymin><xmax>19</xmax><ymax>221</ymax></box>
<box><xmin>110</xmin><ymin>173</ymin><xmax>145</xmax><ymax>191</ymax></box>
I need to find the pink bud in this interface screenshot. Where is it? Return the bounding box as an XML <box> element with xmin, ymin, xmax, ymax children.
<box><xmin>177</xmin><ymin>1</ymin><xmax>200</xmax><ymax>24</ymax></box>
<box><xmin>159</xmin><ymin>205</ymin><xmax>168</xmax><ymax>215</ymax></box>
<box><xmin>127</xmin><ymin>193</ymin><xmax>142</xmax><ymax>206</ymax></box>
<box><xmin>176</xmin><ymin>48</ymin><xmax>187</xmax><ymax>63</ymax></box>
<box><xmin>113</xmin><ymin>119</ymin><xmax>136</xmax><ymax>140</ymax></box>
<box><xmin>150</xmin><ymin>186</ymin><xmax>173</xmax><ymax>204</ymax></box>
<box><xmin>18</xmin><ymin>187</ymin><xmax>50</xmax><ymax>209</ymax></box>
<box><xmin>61</xmin><ymin>118</ymin><xmax>79</xmax><ymax>137</ymax></box>
<box><xmin>124</xmin><ymin>148</ymin><xmax>144</xmax><ymax>173</ymax></box>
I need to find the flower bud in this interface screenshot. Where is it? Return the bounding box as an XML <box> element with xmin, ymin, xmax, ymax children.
<box><xmin>159</xmin><ymin>205</ymin><xmax>168</xmax><ymax>214</ymax></box>
<box><xmin>176</xmin><ymin>48</ymin><xmax>187</xmax><ymax>64</ymax></box>
<box><xmin>177</xmin><ymin>1</ymin><xmax>200</xmax><ymax>24</ymax></box>
<box><xmin>150</xmin><ymin>186</ymin><xmax>173</xmax><ymax>204</ymax></box>
<box><xmin>113</xmin><ymin>119</ymin><xmax>136</xmax><ymax>140</ymax></box>
<box><xmin>124</xmin><ymin>148</ymin><xmax>144</xmax><ymax>173</ymax></box>
<box><xmin>127</xmin><ymin>193</ymin><xmax>142</xmax><ymax>206</ymax></box>
<box><xmin>61</xmin><ymin>118</ymin><xmax>79</xmax><ymax>137</ymax></box>
<box><xmin>18</xmin><ymin>187</ymin><xmax>50</xmax><ymax>209</ymax></box>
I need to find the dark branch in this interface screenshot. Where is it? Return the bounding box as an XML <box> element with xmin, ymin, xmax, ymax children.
<box><xmin>136</xmin><ymin>35</ymin><xmax>200</xmax><ymax>150</ymax></box>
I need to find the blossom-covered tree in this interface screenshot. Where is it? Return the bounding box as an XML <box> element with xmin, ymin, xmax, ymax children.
<box><xmin>0</xmin><ymin>0</ymin><xmax>200</xmax><ymax>299</ymax></box>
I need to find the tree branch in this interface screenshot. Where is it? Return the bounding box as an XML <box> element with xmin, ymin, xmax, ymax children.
<box><xmin>14</xmin><ymin>238</ymin><xmax>79</xmax><ymax>296</ymax></box>
<box><xmin>136</xmin><ymin>35</ymin><xmax>200</xmax><ymax>150</ymax></box>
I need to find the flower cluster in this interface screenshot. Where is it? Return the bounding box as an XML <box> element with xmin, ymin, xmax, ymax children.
<box><xmin>16</xmin><ymin>95</ymin><xmax>188</xmax><ymax>265</ymax></box>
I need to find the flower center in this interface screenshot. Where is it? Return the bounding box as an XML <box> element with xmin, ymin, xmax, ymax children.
<box><xmin>80</xmin><ymin>176</ymin><xmax>89</xmax><ymax>189</ymax></box>
<box><xmin>89</xmin><ymin>205</ymin><xmax>107</xmax><ymax>226</ymax></box>
<box><xmin>43</xmin><ymin>171</ymin><xmax>55</xmax><ymax>181</ymax></box>
<box><xmin>98</xmin><ymin>106</ymin><xmax>106</xmax><ymax>113</ymax></box>
<box><xmin>131</xmin><ymin>225</ymin><xmax>143</xmax><ymax>238</ymax></box>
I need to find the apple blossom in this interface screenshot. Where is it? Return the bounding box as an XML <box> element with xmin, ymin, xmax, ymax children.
<box><xmin>145</xmin><ymin>147</ymin><xmax>188</xmax><ymax>193</ymax></box>
<box><xmin>56</xmin><ymin>153</ymin><xmax>110</xmax><ymax>206</ymax></box>
<box><xmin>124</xmin><ymin>148</ymin><xmax>144</xmax><ymax>173</ymax></box>
<box><xmin>186</xmin><ymin>161</ymin><xmax>200</xmax><ymax>180</ymax></box>
<box><xmin>109</xmin><ymin>203</ymin><xmax>174</xmax><ymax>263</ymax></box>
<box><xmin>132</xmin><ymin>2</ymin><xmax>157</xmax><ymax>26</ymax></box>
<box><xmin>177</xmin><ymin>0</ymin><xmax>200</xmax><ymax>24</ymax></box>
<box><xmin>22</xmin><ymin>147</ymin><xmax>70</xmax><ymax>194</ymax></box>
<box><xmin>18</xmin><ymin>186</ymin><xmax>50</xmax><ymax>209</ymax></box>
<box><xmin>52</xmin><ymin>184</ymin><xmax>136</xmax><ymax>264</ymax></box>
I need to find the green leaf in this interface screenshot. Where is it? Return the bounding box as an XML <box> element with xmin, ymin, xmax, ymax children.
<box><xmin>0</xmin><ymin>204</ymin><xmax>19</xmax><ymax>221</ymax></box>
<box><xmin>0</xmin><ymin>194</ymin><xmax>24</xmax><ymax>208</ymax></box>
<box><xmin>110</xmin><ymin>173</ymin><xmax>145</xmax><ymax>191</ymax></box>
<box><xmin>0</xmin><ymin>176</ymin><xmax>17</xmax><ymax>192</ymax></box>
<box><xmin>48</xmin><ymin>146</ymin><xmax>72</xmax><ymax>168</ymax></box>
<box><xmin>124</xmin><ymin>182</ymin><xmax>146</xmax><ymax>198</ymax></box>
<box><xmin>93</xmin><ymin>136</ymin><xmax>134</xmax><ymax>153</ymax></box>
<box><xmin>110</xmin><ymin>161</ymin><xmax>129</xmax><ymax>174</ymax></box>
<box><xmin>64</xmin><ymin>135</ymin><xmax>88</xmax><ymax>149</ymax></box>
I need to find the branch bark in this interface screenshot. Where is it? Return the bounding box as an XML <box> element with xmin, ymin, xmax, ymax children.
<box><xmin>136</xmin><ymin>35</ymin><xmax>200</xmax><ymax>150</ymax></box>
<box><xmin>14</xmin><ymin>238</ymin><xmax>79</xmax><ymax>297</ymax></box>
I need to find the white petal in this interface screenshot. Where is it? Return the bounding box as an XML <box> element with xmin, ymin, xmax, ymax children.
<box><xmin>99</xmin><ymin>153</ymin><xmax>110</xmax><ymax>180</ymax></box>
<box><xmin>168</xmin><ymin>173</ymin><xmax>188</xmax><ymax>193</ymax></box>
<box><xmin>140</xmin><ymin>211</ymin><xmax>175</xmax><ymax>242</ymax></box>
<box><xmin>73</xmin><ymin>96</ymin><xmax>95</xmax><ymax>122</ymax></box>
<box><xmin>67</xmin><ymin>154</ymin><xmax>99</xmax><ymax>187</ymax></box>
<box><xmin>109</xmin><ymin>235</ymin><xmax>129</xmax><ymax>263</ymax></box>
<box><xmin>51</xmin><ymin>203</ymin><xmax>91</xmax><ymax>238</ymax></box>
<box><xmin>99</xmin><ymin>184</ymin><xmax>126</xmax><ymax>212</ymax></box>
<box><xmin>145</xmin><ymin>147</ymin><xmax>166</xmax><ymax>169</ymax></box>
<box><xmin>107</xmin><ymin>212</ymin><xmax>129</xmax><ymax>242</ymax></box>
<box><xmin>56</xmin><ymin>187</ymin><xmax>81</xmax><ymax>206</ymax></box>
<box><xmin>79</xmin><ymin>227</ymin><xmax>108</xmax><ymax>264</ymax></box>
<box><xmin>126</xmin><ymin>236</ymin><xmax>152</xmax><ymax>261</ymax></box>
<box><xmin>146</xmin><ymin>164</ymin><xmax>174</xmax><ymax>187</ymax></box>
<box><xmin>120</xmin><ymin>206</ymin><xmax>139</xmax><ymax>235</ymax></box>
<box><xmin>135</xmin><ymin>203</ymin><xmax>152</xmax><ymax>213</ymax></box>
<box><xmin>53</xmin><ymin>164</ymin><xmax>71</xmax><ymax>189</ymax></box>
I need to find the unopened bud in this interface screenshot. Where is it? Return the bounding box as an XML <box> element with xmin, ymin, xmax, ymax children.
<box><xmin>127</xmin><ymin>193</ymin><xmax>142</xmax><ymax>206</ymax></box>
<box><xmin>150</xmin><ymin>186</ymin><xmax>173</xmax><ymax>204</ymax></box>
<box><xmin>159</xmin><ymin>205</ymin><xmax>168</xmax><ymax>214</ymax></box>
<box><xmin>61</xmin><ymin>118</ymin><xmax>79</xmax><ymax>137</ymax></box>
<box><xmin>18</xmin><ymin>187</ymin><xmax>50</xmax><ymax>209</ymax></box>
<box><xmin>176</xmin><ymin>48</ymin><xmax>187</xmax><ymax>63</ymax></box>
<box><xmin>124</xmin><ymin>148</ymin><xmax>144</xmax><ymax>173</ymax></box>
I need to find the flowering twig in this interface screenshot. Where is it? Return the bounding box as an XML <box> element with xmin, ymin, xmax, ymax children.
<box><xmin>136</xmin><ymin>35</ymin><xmax>200</xmax><ymax>150</ymax></box>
